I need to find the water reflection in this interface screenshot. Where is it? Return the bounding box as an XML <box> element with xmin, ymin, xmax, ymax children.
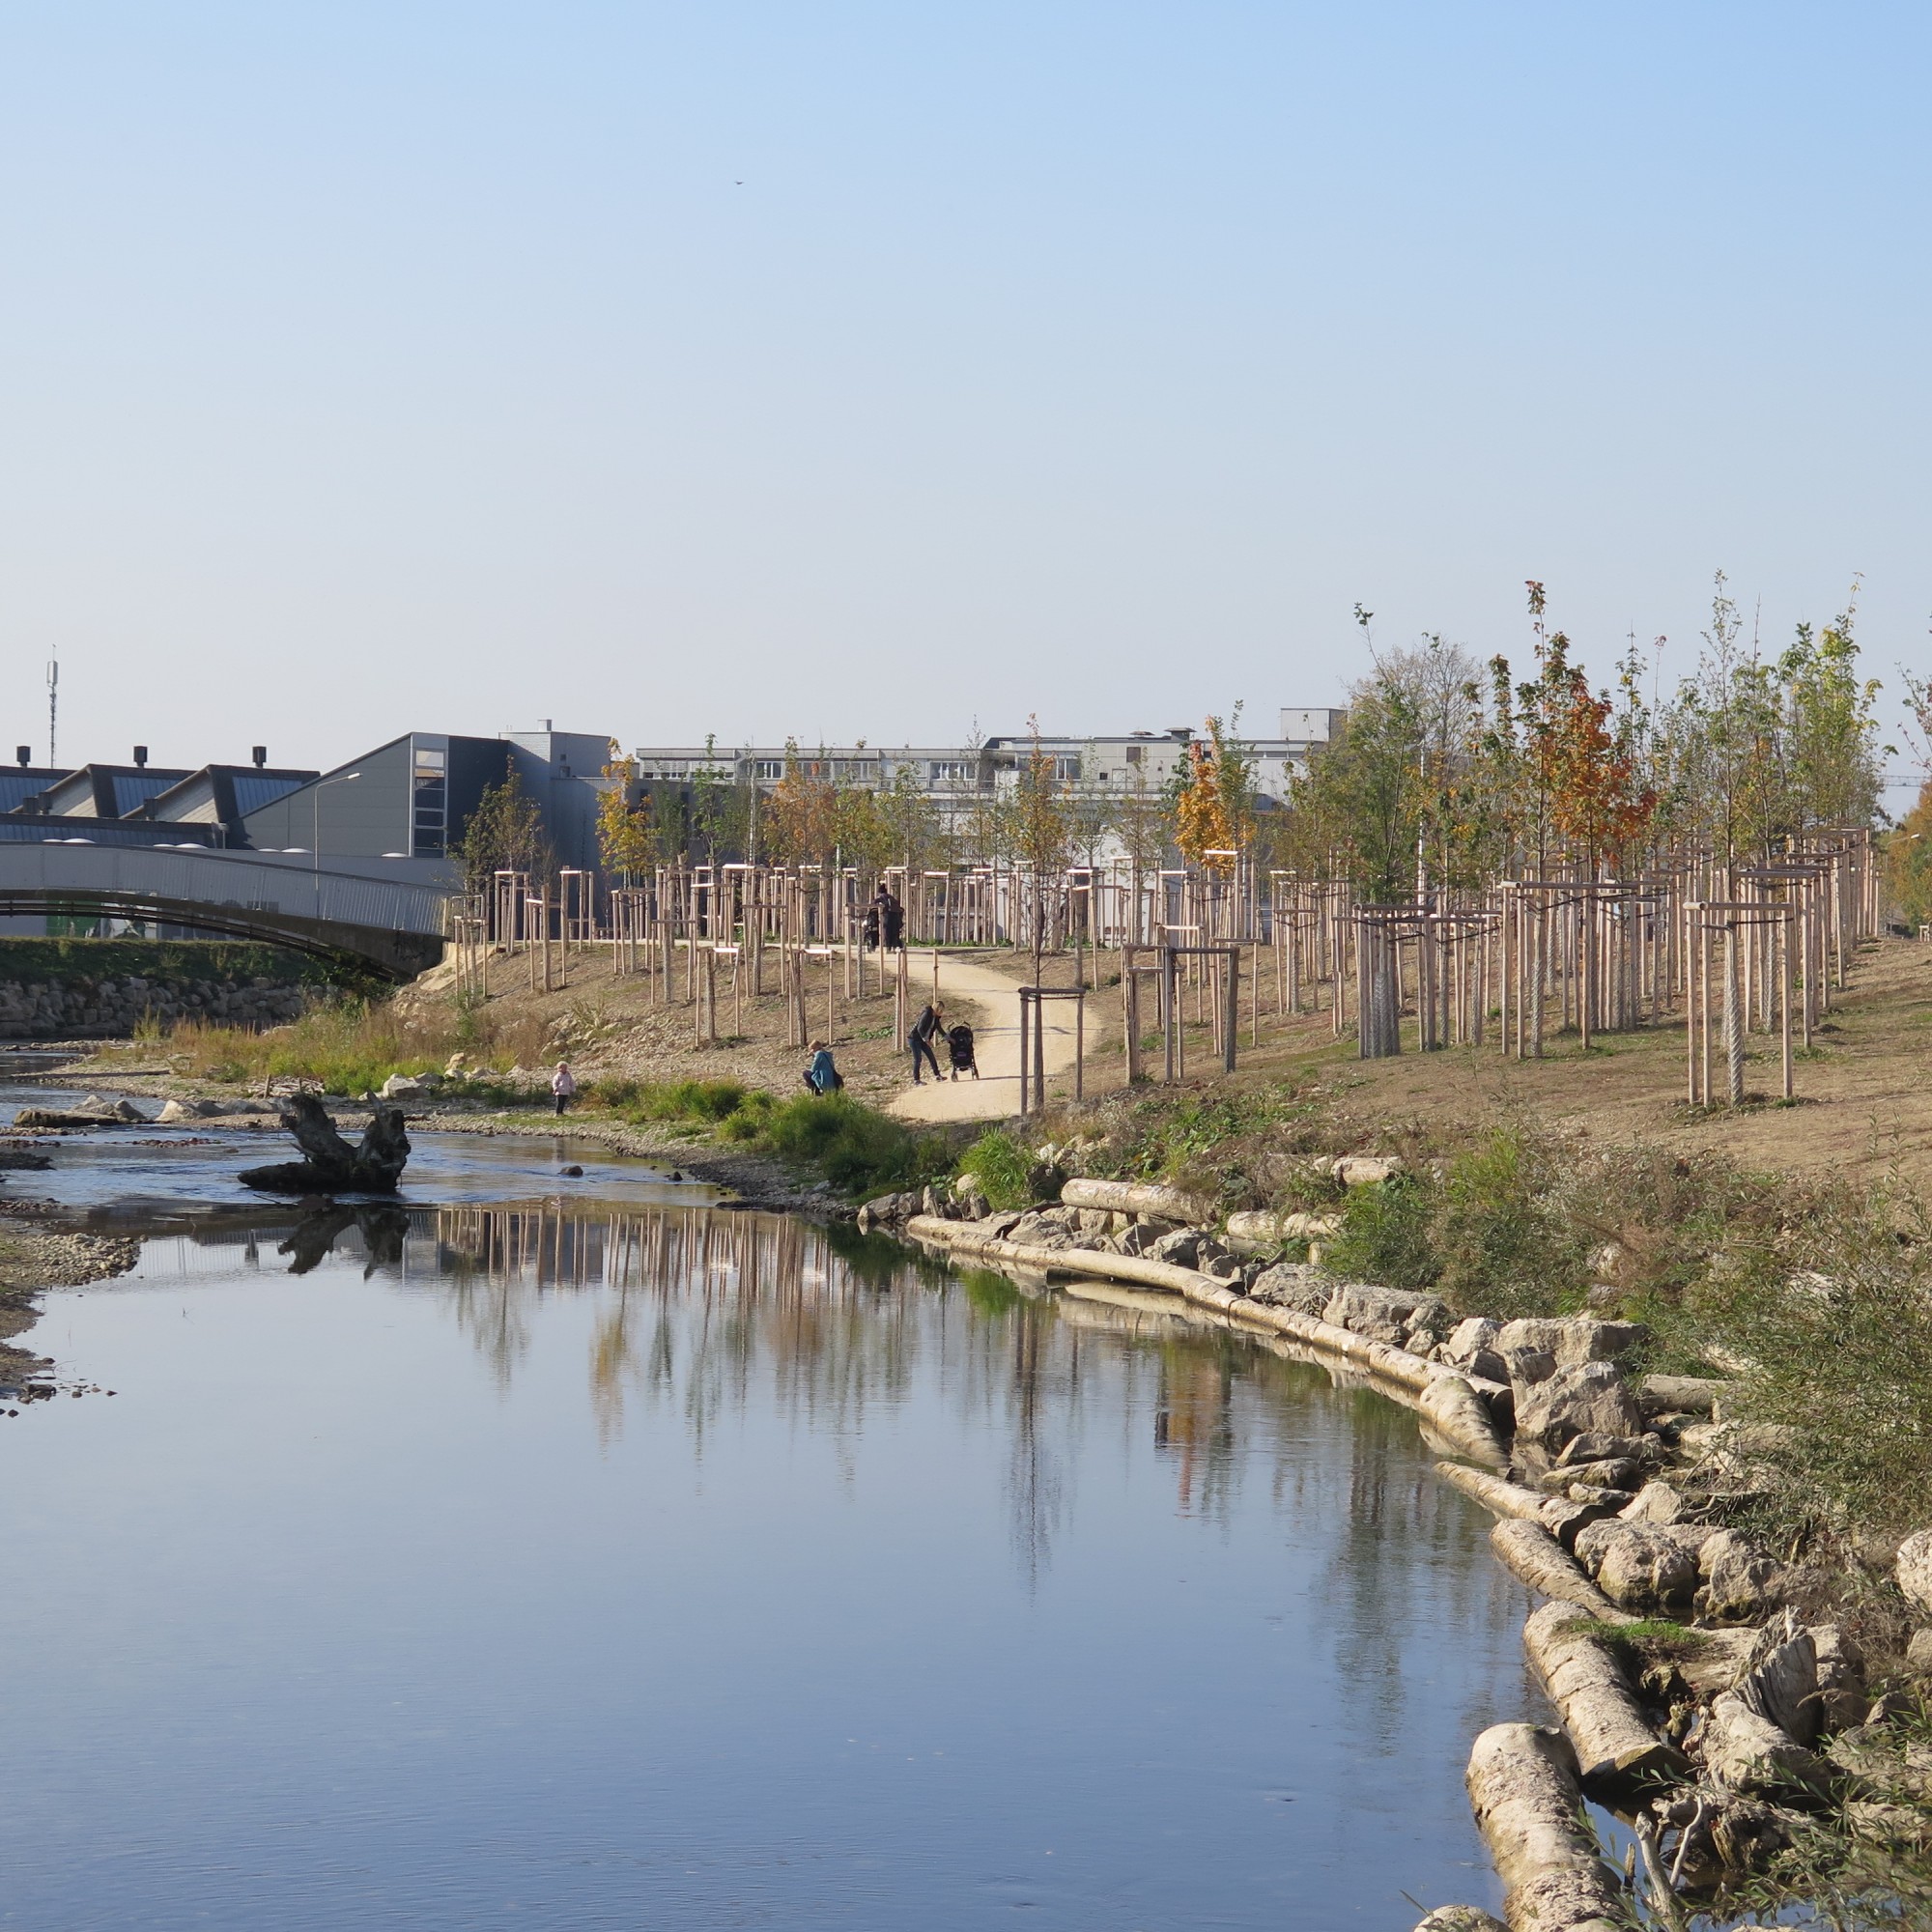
<box><xmin>8</xmin><ymin>1198</ymin><xmax>1539</xmax><ymax>1929</ymax></box>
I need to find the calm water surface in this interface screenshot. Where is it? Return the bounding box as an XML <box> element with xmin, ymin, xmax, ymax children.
<box><xmin>2</xmin><ymin>1169</ymin><xmax>1537</xmax><ymax>1929</ymax></box>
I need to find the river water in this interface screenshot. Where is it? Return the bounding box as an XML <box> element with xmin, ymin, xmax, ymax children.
<box><xmin>0</xmin><ymin>1110</ymin><xmax>1537</xmax><ymax>1930</ymax></box>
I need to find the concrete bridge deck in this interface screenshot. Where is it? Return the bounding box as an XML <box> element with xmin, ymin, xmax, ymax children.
<box><xmin>0</xmin><ymin>842</ymin><xmax>453</xmax><ymax>979</ymax></box>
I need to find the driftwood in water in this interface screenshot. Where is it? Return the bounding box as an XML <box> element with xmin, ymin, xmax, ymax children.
<box><xmin>1436</xmin><ymin>1462</ymin><xmax>1547</xmax><ymax>1521</ymax></box>
<box><xmin>1521</xmin><ymin>1602</ymin><xmax>1688</xmax><ymax>1791</ymax></box>
<box><xmin>1490</xmin><ymin>1520</ymin><xmax>1622</xmax><ymax>1620</ymax></box>
<box><xmin>240</xmin><ymin>1095</ymin><xmax>412</xmax><ymax>1195</ymax></box>
<box><xmin>1464</xmin><ymin>1723</ymin><xmax>1623</xmax><ymax>1932</ymax></box>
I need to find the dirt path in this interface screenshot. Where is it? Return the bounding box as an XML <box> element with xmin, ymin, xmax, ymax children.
<box><xmin>888</xmin><ymin>953</ymin><xmax>1082</xmax><ymax>1125</ymax></box>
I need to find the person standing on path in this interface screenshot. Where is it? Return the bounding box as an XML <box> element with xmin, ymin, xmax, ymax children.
<box><xmin>908</xmin><ymin>1002</ymin><xmax>945</xmax><ymax>1084</ymax></box>
<box><xmin>552</xmin><ymin>1061</ymin><xmax>577</xmax><ymax>1117</ymax></box>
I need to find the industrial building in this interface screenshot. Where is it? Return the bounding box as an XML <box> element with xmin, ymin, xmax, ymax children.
<box><xmin>0</xmin><ymin>727</ymin><xmax>611</xmax><ymax>934</ymax></box>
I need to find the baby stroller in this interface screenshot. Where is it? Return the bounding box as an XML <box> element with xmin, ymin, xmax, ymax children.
<box><xmin>946</xmin><ymin>1021</ymin><xmax>980</xmax><ymax>1081</ymax></box>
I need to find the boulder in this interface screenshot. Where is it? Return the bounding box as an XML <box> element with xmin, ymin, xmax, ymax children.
<box><xmin>1441</xmin><ymin>1318</ymin><xmax>1507</xmax><ymax>1382</ymax></box>
<box><xmin>1555</xmin><ymin>1430</ymin><xmax>1662</xmax><ymax>1470</ymax></box>
<box><xmin>1247</xmin><ymin>1264</ymin><xmax>1330</xmax><ymax>1316</ymax></box>
<box><xmin>1009</xmin><ymin>1210</ymin><xmax>1074</xmax><ymax>1250</ymax></box>
<box><xmin>952</xmin><ymin>1179</ymin><xmax>990</xmax><ymax>1221</ymax></box>
<box><xmin>1697</xmin><ymin>1529</ymin><xmax>1776</xmax><ymax>1623</ymax></box>
<box><xmin>1321</xmin><ymin>1285</ymin><xmax>1450</xmax><ymax>1347</ymax></box>
<box><xmin>1539</xmin><ymin>1496</ymin><xmax>1616</xmax><ymax>1549</ymax></box>
<box><xmin>1906</xmin><ymin>1630</ymin><xmax>1932</xmax><ymax>1676</ymax></box>
<box><xmin>1150</xmin><ymin>1228</ymin><xmax>1224</xmax><ymax>1269</ymax></box>
<box><xmin>1702</xmin><ymin>1692</ymin><xmax>1833</xmax><ymax>1803</ymax></box>
<box><xmin>155</xmin><ymin>1099</ymin><xmax>192</xmax><ymax>1123</ymax></box>
<box><xmin>1809</xmin><ymin>1626</ymin><xmax>1866</xmax><ymax>1734</ymax></box>
<box><xmin>1895</xmin><ymin>1528</ymin><xmax>1932</xmax><ymax>1616</ymax></box>
<box><xmin>1618</xmin><ymin>1480</ymin><xmax>1686</xmax><ymax>1525</ymax></box>
<box><xmin>110</xmin><ymin>1098</ymin><xmax>146</xmax><ymax>1122</ymax></box>
<box><xmin>856</xmin><ymin>1191</ymin><xmax>920</xmax><ymax>1230</ymax></box>
<box><xmin>1495</xmin><ymin>1317</ymin><xmax>1651</xmax><ymax>1369</ymax></box>
<box><xmin>1512</xmin><ymin>1361</ymin><xmax>1644</xmax><ymax>1455</ymax></box>
<box><xmin>1573</xmin><ymin>1520</ymin><xmax>1697</xmax><ymax>1612</ymax></box>
<box><xmin>1536</xmin><ymin>1458</ymin><xmax>1638</xmax><ymax>1495</ymax></box>
<box><xmin>1736</xmin><ymin>1622</ymin><xmax>1820</xmax><ymax>1743</ymax></box>
<box><xmin>1411</xmin><ymin>1911</ymin><xmax>1507</xmax><ymax>1932</ymax></box>
<box><xmin>378</xmin><ymin>1073</ymin><xmax>428</xmax><ymax>1101</ymax></box>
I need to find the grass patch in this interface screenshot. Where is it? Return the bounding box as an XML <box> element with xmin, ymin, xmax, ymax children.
<box><xmin>590</xmin><ymin>1078</ymin><xmax>952</xmax><ymax>1198</ymax></box>
<box><xmin>959</xmin><ymin>1128</ymin><xmax>1035</xmax><ymax>1209</ymax></box>
<box><xmin>128</xmin><ymin>990</ymin><xmax>560</xmax><ymax>1095</ymax></box>
<box><xmin>1322</xmin><ymin>1173</ymin><xmax>1442</xmax><ymax>1292</ymax></box>
<box><xmin>593</xmin><ymin>1077</ymin><xmax>748</xmax><ymax>1124</ymax></box>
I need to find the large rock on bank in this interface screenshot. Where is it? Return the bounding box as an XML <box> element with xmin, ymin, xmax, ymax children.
<box><xmin>1574</xmin><ymin>1520</ymin><xmax>1699</xmax><ymax>1613</ymax></box>
<box><xmin>1896</xmin><ymin>1528</ymin><xmax>1932</xmax><ymax>1616</ymax></box>
<box><xmin>1512</xmin><ymin>1359</ymin><xmax>1645</xmax><ymax>1455</ymax></box>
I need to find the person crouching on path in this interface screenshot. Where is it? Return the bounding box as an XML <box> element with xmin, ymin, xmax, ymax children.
<box><xmin>552</xmin><ymin>1060</ymin><xmax>577</xmax><ymax>1117</ymax></box>
<box><xmin>908</xmin><ymin>1003</ymin><xmax>945</xmax><ymax>1084</ymax></box>
<box><xmin>803</xmin><ymin>1040</ymin><xmax>842</xmax><ymax>1094</ymax></box>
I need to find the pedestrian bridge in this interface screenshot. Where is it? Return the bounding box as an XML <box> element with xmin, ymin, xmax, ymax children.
<box><xmin>0</xmin><ymin>841</ymin><xmax>453</xmax><ymax>980</ymax></box>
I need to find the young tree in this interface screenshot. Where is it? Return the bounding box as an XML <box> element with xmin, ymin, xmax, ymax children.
<box><xmin>460</xmin><ymin>767</ymin><xmax>551</xmax><ymax>895</ymax></box>
<box><xmin>596</xmin><ymin>755</ymin><xmax>656</xmax><ymax>883</ymax></box>
<box><xmin>1113</xmin><ymin>761</ymin><xmax>1172</xmax><ymax>943</ymax></box>
<box><xmin>879</xmin><ymin>757</ymin><xmax>948</xmax><ymax>876</ymax></box>
<box><xmin>1174</xmin><ymin>711</ymin><xmax>1257</xmax><ymax>876</ymax></box>
<box><xmin>767</xmin><ymin>740</ymin><xmax>838</xmax><ymax>867</ymax></box>
<box><xmin>1287</xmin><ymin>678</ymin><xmax>1427</xmax><ymax>900</ymax></box>
<box><xmin>1011</xmin><ymin>720</ymin><xmax>1073</xmax><ymax>981</ymax></box>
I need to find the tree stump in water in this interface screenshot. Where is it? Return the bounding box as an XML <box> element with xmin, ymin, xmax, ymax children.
<box><xmin>239</xmin><ymin>1095</ymin><xmax>412</xmax><ymax>1195</ymax></box>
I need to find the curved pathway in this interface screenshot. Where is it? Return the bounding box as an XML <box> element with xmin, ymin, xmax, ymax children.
<box><xmin>886</xmin><ymin>952</ymin><xmax>1086</xmax><ymax>1124</ymax></box>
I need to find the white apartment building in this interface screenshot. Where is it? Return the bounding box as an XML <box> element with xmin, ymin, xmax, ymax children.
<box><xmin>627</xmin><ymin>709</ymin><xmax>1344</xmax><ymax>830</ymax></box>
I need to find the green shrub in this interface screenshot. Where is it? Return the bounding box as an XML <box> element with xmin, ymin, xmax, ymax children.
<box><xmin>748</xmin><ymin>1091</ymin><xmax>946</xmax><ymax>1196</ymax></box>
<box><xmin>1435</xmin><ymin>1131</ymin><xmax>1583</xmax><ymax>1319</ymax></box>
<box><xmin>959</xmin><ymin>1128</ymin><xmax>1034</xmax><ymax>1209</ymax></box>
<box><xmin>1322</xmin><ymin>1174</ymin><xmax>1442</xmax><ymax>1290</ymax></box>
<box><xmin>594</xmin><ymin>1077</ymin><xmax>748</xmax><ymax>1124</ymax></box>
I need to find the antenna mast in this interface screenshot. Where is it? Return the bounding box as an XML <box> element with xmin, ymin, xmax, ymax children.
<box><xmin>46</xmin><ymin>644</ymin><xmax>58</xmax><ymax>766</ymax></box>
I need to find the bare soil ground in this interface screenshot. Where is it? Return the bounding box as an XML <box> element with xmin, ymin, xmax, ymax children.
<box><xmin>969</xmin><ymin>933</ymin><xmax>1932</xmax><ymax>1187</ymax></box>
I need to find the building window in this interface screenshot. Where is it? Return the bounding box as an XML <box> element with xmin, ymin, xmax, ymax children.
<box><xmin>1054</xmin><ymin>756</ymin><xmax>1083</xmax><ymax>782</ymax></box>
<box><xmin>412</xmin><ymin>747</ymin><xmax>447</xmax><ymax>856</ymax></box>
<box><xmin>753</xmin><ymin>760</ymin><xmax>784</xmax><ymax>781</ymax></box>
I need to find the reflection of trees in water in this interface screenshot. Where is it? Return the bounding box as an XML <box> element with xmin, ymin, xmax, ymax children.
<box><xmin>428</xmin><ymin>1208</ymin><xmax>933</xmax><ymax>1449</ymax></box>
<box><xmin>408</xmin><ymin>1207</ymin><xmax>1507</xmax><ymax>1624</ymax></box>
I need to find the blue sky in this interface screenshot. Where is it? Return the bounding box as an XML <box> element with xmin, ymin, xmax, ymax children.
<box><xmin>1</xmin><ymin>3</ymin><xmax>1926</xmax><ymax>772</ymax></box>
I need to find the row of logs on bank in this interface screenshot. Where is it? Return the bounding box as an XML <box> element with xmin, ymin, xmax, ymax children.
<box><xmin>869</xmin><ymin>1167</ymin><xmax>1932</xmax><ymax>1932</ymax></box>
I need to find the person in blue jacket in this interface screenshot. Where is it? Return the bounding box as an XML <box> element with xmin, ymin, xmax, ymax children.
<box><xmin>803</xmin><ymin>1040</ymin><xmax>841</xmax><ymax>1094</ymax></box>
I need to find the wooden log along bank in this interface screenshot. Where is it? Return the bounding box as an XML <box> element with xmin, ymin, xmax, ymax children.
<box><xmin>899</xmin><ymin>1183</ymin><xmax>1918</xmax><ymax>1932</ymax></box>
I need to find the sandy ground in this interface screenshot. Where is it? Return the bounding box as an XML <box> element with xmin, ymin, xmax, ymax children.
<box><xmin>888</xmin><ymin>953</ymin><xmax>1082</xmax><ymax>1124</ymax></box>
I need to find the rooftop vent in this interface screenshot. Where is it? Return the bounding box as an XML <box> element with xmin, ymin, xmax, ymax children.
<box><xmin>132</xmin><ymin>745</ymin><xmax>149</xmax><ymax>768</ymax></box>
<box><xmin>252</xmin><ymin>745</ymin><xmax>267</xmax><ymax>768</ymax></box>
<box><xmin>14</xmin><ymin>746</ymin><xmax>28</xmax><ymax>767</ymax></box>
